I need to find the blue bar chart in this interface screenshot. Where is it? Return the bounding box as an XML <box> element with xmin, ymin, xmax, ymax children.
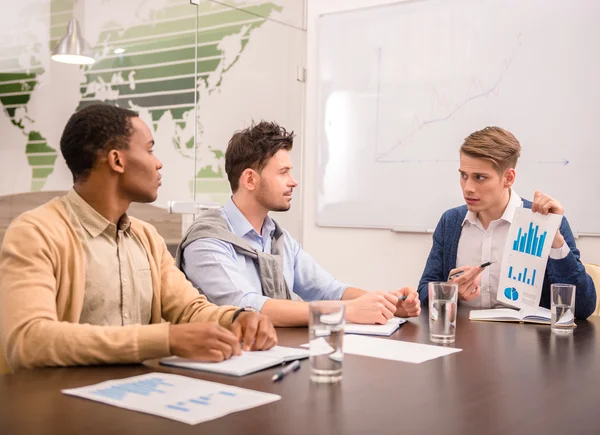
<box><xmin>512</xmin><ymin>222</ymin><xmax>547</xmax><ymax>257</ymax></box>
<box><xmin>166</xmin><ymin>391</ymin><xmax>237</xmax><ymax>412</ymax></box>
<box><xmin>92</xmin><ymin>377</ymin><xmax>174</xmax><ymax>401</ymax></box>
<box><xmin>508</xmin><ymin>265</ymin><xmax>536</xmax><ymax>286</ymax></box>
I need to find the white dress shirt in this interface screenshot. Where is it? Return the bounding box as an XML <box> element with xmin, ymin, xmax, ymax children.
<box><xmin>457</xmin><ymin>190</ymin><xmax>570</xmax><ymax>308</ymax></box>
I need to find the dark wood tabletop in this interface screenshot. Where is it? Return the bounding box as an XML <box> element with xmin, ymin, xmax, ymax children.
<box><xmin>1</xmin><ymin>309</ymin><xmax>599</xmax><ymax>435</ymax></box>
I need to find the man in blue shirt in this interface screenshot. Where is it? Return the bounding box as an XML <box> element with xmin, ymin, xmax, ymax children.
<box><xmin>418</xmin><ymin>126</ymin><xmax>596</xmax><ymax>318</ymax></box>
<box><xmin>178</xmin><ymin>121</ymin><xmax>420</xmax><ymax>326</ymax></box>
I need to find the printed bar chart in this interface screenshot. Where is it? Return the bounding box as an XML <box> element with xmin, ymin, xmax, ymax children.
<box><xmin>508</xmin><ymin>265</ymin><xmax>536</xmax><ymax>286</ymax></box>
<box><xmin>92</xmin><ymin>378</ymin><xmax>173</xmax><ymax>401</ymax></box>
<box><xmin>512</xmin><ymin>222</ymin><xmax>547</xmax><ymax>257</ymax></box>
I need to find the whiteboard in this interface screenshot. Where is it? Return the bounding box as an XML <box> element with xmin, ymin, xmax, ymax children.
<box><xmin>316</xmin><ymin>0</ymin><xmax>600</xmax><ymax>234</ymax></box>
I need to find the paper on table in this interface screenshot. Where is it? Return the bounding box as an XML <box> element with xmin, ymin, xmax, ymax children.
<box><xmin>306</xmin><ymin>337</ymin><xmax>335</xmax><ymax>356</ymax></box>
<box><xmin>343</xmin><ymin>335</ymin><xmax>461</xmax><ymax>364</ymax></box>
<box><xmin>62</xmin><ymin>373</ymin><xmax>280</xmax><ymax>425</ymax></box>
<box><xmin>302</xmin><ymin>335</ymin><xmax>461</xmax><ymax>363</ymax></box>
<box><xmin>555</xmin><ymin>308</ymin><xmax>575</xmax><ymax>325</ymax></box>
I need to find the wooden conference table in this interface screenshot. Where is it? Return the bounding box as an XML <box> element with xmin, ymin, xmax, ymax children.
<box><xmin>1</xmin><ymin>309</ymin><xmax>599</xmax><ymax>435</ymax></box>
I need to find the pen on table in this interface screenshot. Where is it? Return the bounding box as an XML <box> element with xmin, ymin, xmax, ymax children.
<box><xmin>271</xmin><ymin>360</ymin><xmax>301</xmax><ymax>382</ymax></box>
<box><xmin>448</xmin><ymin>260</ymin><xmax>496</xmax><ymax>280</ymax></box>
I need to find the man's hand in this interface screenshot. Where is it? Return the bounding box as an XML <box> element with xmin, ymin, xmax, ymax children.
<box><xmin>230</xmin><ymin>311</ymin><xmax>278</xmax><ymax>351</ymax></box>
<box><xmin>389</xmin><ymin>287</ymin><xmax>421</xmax><ymax>318</ymax></box>
<box><xmin>345</xmin><ymin>291</ymin><xmax>398</xmax><ymax>324</ymax></box>
<box><xmin>448</xmin><ymin>266</ymin><xmax>482</xmax><ymax>302</ymax></box>
<box><xmin>169</xmin><ymin>322</ymin><xmax>241</xmax><ymax>362</ymax></box>
<box><xmin>532</xmin><ymin>190</ymin><xmax>564</xmax><ymax>215</ymax></box>
<box><xmin>532</xmin><ymin>191</ymin><xmax>565</xmax><ymax>248</ymax></box>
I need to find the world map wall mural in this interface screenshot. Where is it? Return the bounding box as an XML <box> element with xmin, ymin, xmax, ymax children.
<box><xmin>0</xmin><ymin>0</ymin><xmax>303</xmax><ymax>214</ymax></box>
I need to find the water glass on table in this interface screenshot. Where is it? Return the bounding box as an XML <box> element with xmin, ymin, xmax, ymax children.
<box><xmin>551</xmin><ymin>283</ymin><xmax>576</xmax><ymax>333</ymax></box>
<box><xmin>308</xmin><ymin>301</ymin><xmax>345</xmax><ymax>383</ymax></box>
<box><xmin>428</xmin><ymin>282</ymin><xmax>458</xmax><ymax>344</ymax></box>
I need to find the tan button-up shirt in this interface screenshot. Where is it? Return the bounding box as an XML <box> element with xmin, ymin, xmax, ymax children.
<box><xmin>62</xmin><ymin>190</ymin><xmax>152</xmax><ymax>326</ymax></box>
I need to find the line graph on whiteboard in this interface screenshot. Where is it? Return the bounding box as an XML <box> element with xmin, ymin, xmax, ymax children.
<box><xmin>375</xmin><ymin>35</ymin><xmax>523</xmax><ymax>163</ymax></box>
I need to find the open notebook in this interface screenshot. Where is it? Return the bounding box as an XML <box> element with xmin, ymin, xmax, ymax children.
<box><xmin>469</xmin><ymin>307</ymin><xmax>552</xmax><ymax>325</ymax></box>
<box><xmin>344</xmin><ymin>317</ymin><xmax>407</xmax><ymax>336</ymax></box>
<box><xmin>160</xmin><ymin>346</ymin><xmax>309</xmax><ymax>377</ymax></box>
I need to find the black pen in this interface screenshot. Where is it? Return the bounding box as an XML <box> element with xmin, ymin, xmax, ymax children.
<box><xmin>449</xmin><ymin>260</ymin><xmax>496</xmax><ymax>280</ymax></box>
<box><xmin>271</xmin><ymin>360</ymin><xmax>301</xmax><ymax>382</ymax></box>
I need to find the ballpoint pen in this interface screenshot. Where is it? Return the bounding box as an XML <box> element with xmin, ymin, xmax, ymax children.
<box><xmin>271</xmin><ymin>360</ymin><xmax>301</xmax><ymax>382</ymax></box>
<box><xmin>448</xmin><ymin>260</ymin><xmax>496</xmax><ymax>280</ymax></box>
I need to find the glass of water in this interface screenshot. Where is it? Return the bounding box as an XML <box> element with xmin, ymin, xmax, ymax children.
<box><xmin>551</xmin><ymin>284</ymin><xmax>576</xmax><ymax>333</ymax></box>
<box><xmin>428</xmin><ymin>282</ymin><xmax>458</xmax><ymax>343</ymax></box>
<box><xmin>308</xmin><ymin>301</ymin><xmax>345</xmax><ymax>383</ymax></box>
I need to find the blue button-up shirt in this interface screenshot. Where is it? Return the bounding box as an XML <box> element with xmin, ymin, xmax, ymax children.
<box><xmin>181</xmin><ymin>199</ymin><xmax>349</xmax><ymax>311</ymax></box>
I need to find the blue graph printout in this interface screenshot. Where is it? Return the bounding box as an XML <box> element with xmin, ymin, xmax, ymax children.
<box><xmin>498</xmin><ymin>208</ymin><xmax>562</xmax><ymax>310</ymax></box>
<box><xmin>61</xmin><ymin>373</ymin><xmax>280</xmax><ymax>425</ymax></box>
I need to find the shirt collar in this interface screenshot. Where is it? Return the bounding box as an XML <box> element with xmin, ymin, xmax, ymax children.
<box><xmin>65</xmin><ymin>189</ymin><xmax>131</xmax><ymax>238</ymax></box>
<box><xmin>223</xmin><ymin>197</ymin><xmax>275</xmax><ymax>239</ymax></box>
<box><xmin>500</xmin><ymin>189</ymin><xmax>522</xmax><ymax>224</ymax></box>
<box><xmin>462</xmin><ymin>189</ymin><xmax>522</xmax><ymax>227</ymax></box>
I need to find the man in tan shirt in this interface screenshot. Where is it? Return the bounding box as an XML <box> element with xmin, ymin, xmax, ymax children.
<box><xmin>0</xmin><ymin>104</ymin><xmax>277</xmax><ymax>371</ymax></box>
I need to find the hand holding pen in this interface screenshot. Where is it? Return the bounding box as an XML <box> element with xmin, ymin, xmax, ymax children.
<box><xmin>448</xmin><ymin>261</ymin><xmax>496</xmax><ymax>280</ymax></box>
<box><xmin>447</xmin><ymin>261</ymin><xmax>496</xmax><ymax>302</ymax></box>
<box><xmin>389</xmin><ymin>287</ymin><xmax>421</xmax><ymax>318</ymax></box>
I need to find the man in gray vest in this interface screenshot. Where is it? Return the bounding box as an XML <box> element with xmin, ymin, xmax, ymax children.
<box><xmin>177</xmin><ymin>121</ymin><xmax>420</xmax><ymax>326</ymax></box>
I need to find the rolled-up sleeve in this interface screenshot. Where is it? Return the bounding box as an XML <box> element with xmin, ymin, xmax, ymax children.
<box><xmin>181</xmin><ymin>238</ymin><xmax>269</xmax><ymax>311</ymax></box>
<box><xmin>289</xmin><ymin>235</ymin><xmax>348</xmax><ymax>301</ymax></box>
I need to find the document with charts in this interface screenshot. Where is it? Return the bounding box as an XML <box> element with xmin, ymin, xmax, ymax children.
<box><xmin>62</xmin><ymin>373</ymin><xmax>280</xmax><ymax>425</ymax></box>
<box><xmin>497</xmin><ymin>208</ymin><xmax>562</xmax><ymax>310</ymax></box>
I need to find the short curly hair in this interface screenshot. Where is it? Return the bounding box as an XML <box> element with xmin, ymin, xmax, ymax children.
<box><xmin>225</xmin><ymin>121</ymin><xmax>294</xmax><ymax>192</ymax></box>
<box><xmin>60</xmin><ymin>104</ymin><xmax>139</xmax><ymax>182</ymax></box>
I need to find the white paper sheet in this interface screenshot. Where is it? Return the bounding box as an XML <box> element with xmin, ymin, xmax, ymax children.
<box><xmin>305</xmin><ymin>337</ymin><xmax>335</xmax><ymax>356</ymax></box>
<box><xmin>342</xmin><ymin>335</ymin><xmax>461</xmax><ymax>364</ymax></box>
<box><xmin>62</xmin><ymin>373</ymin><xmax>280</xmax><ymax>425</ymax></box>
<box><xmin>302</xmin><ymin>335</ymin><xmax>461</xmax><ymax>363</ymax></box>
<box><xmin>497</xmin><ymin>208</ymin><xmax>562</xmax><ymax>309</ymax></box>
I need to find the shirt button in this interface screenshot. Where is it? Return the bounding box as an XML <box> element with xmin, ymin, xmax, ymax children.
<box><xmin>123</xmin><ymin>313</ymin><xmax>129</xmax><ymax>319</ymax></box>
<box><xmin>123</xmin><ymin>278</ymin><xmax>128</xmax><ymax>283</ymax></box>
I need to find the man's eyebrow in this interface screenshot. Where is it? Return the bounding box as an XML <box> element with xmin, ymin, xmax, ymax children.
<box><xmin>458</xmin><ymin>169</ymin><xmax>490</xmax><ymax>176</ymax></box>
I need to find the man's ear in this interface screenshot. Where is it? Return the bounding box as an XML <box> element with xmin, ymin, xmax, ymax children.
<box><xmin>107</xmin><ymin>149</ymin><xmax>125</xmax><ymax>174</ymax></box>
<box><xmin>504</xmin><ymin>168</ymin><xmax>516</xmax><ymax>188</ymax></box>
<box><xmin>240</xmin><ymin>168</ymin><xmax>258</xmax><ymax>192</ymax></box>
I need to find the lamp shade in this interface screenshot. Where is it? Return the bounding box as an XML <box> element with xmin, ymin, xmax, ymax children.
<box><xmin>51</xmin><ymin>18</ymin><xmax>95</xmax><ymax>65</ymax></box>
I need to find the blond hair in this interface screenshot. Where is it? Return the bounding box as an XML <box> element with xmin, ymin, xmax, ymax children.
<box><xmin>460</xmin><ymin>126</ymin><xmax>521</xmax><ymax>174</ymax></box>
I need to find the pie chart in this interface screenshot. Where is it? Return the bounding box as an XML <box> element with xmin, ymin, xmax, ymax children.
<box><xmin>504</xmin><ymin>287</ymin><xmax>519</xmax><ymax>301</ymax></box>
